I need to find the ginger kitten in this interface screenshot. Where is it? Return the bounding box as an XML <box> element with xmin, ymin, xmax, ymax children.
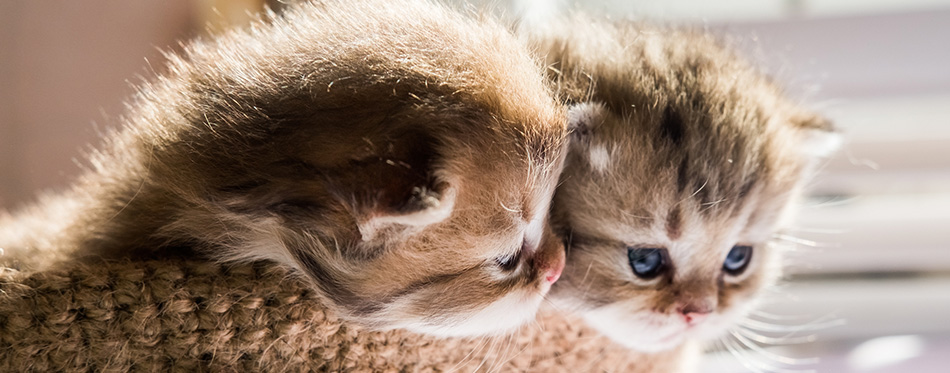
<box><xmin>524</xmin><ymin>18</ymin><xmax>838</xmax><ymax>352</ymax></box>
<box><xmin>0</xmin><ymin>0</ymin><xmax>567</xmax><ymax>337</ymax></box>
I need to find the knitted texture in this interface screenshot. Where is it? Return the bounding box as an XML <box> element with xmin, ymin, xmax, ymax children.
<box><xmin>0</xmin><ymin>257</ymin><xmax>686</xmax><ymax>372</ymax></box>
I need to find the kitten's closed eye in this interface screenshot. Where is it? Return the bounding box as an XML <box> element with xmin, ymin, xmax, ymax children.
<box><xmin>495</xmin><ymin>238</ymin><xmax>525</xmax><ymax>272</ymax></box>
<box><xmin>723</xmin><ymin>245</ymin><xmax>753</xmax><ymax>276</ymax></box>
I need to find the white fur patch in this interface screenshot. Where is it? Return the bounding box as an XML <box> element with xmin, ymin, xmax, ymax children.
<box><xmin>566</xmin><ymin>102</ymin><xmax>606</xmax><ymax>132</ymax></box>
<box><xmin>583</xmin><ymin>303</ymin><xmax>687</xmax><ymax>353</ymax></box>
<box><xmin>524</xmin><ymin>190</ymin><xmax>553</xmax><ymax>250</ymax></box>
<box><xmin>587</xmin><ymin>144</ymin><xmax>611</xmax><ymax>173</ymax></box>
<box><xmin>800</xmin><ymin>130</ymin><xmax>842</xmax><ymax>158</ymax></box>
<box><xmin>397</xmin><ymin>289</ymin><xmax>544</xmax><ymax>337</ymax></box>
<box><xmin>359</xmin><ymin>187</ymin><xmax>456</xmax><ymax>241</ymax></box>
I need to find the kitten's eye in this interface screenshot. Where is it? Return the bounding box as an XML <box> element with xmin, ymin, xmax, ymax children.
<box><xmin>723</xmin><ymin>245</ymin><xmax>753</xmax><ymax>275</ymax></box>
<box><xmin>627</xmin><ymin>248</ymin><xmax>667</xmax><ymax>279</ymax></box>
<box><xmin>496</xmin><ymin>241</ymin><xmax>524</xmax><ymax>271</ymax></box>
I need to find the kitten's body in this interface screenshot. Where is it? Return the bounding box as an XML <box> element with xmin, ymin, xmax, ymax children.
<box><xmin>523</xmin><ymin>18</ymin><xmax>837</xmax><ymax>352</ymax></box>
<box><xmin>0</xmin><ymin>0</ymin><xmax>568</xmax><ymax>337</ymax></box>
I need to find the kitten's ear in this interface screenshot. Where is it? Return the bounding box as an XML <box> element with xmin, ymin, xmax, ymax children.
<box><xmin>566</xmin><ymin>102</ymin><xmax>607</xmax><ymax>139</ymax></box>
<box><xmin>792</xmin><ymin>113</ymin><xmax>841</xmax><ymax>159</ymax></box>
<box><xmin>338</xmin><ymin>131</ymin><xmax>456</xmax><ymax>242</ymax></box>
<box><xmin>358</xmin><ymin>182</ymin><xmax>456</xmax><ymax>241</ymax></box>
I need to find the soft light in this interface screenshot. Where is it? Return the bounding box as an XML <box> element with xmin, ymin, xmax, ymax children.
<box><xmin>847</xmin><ymin>335</ymin><xmax>925</xmax><ymax>371</ymax></box>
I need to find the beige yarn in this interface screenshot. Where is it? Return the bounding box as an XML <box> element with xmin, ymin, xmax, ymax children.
<box><xmin>0</xmin><ymin>257</ymin><xmax>687</xmax><ymax>372</ymax></box>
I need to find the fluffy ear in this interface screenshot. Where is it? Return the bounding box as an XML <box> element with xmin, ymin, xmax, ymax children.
<box><xmin>357</xmin><ymin>182</ymin><xmax>456</xmax><ymax>242</ymax></box>
<box><xmin>791</xmin><ymin>113</ymin><xmax>842</xmax><ymax>159</ymax></box>
<box><xmin>566</xmin><ymin>102</ymin><xmax>607</xmax><ymax>138</ymax></box>
<box><xmin>566</xmin><ymin>102</ymin><xmax>613</xmax><ymax>174</ymax></box>
<box><xmin>332</xmin><ymin>130</ymin><xmax>456</xmax><ymax>242</ymax></box>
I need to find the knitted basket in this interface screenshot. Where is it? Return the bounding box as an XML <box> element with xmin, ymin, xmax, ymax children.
<box><xmin>0</xmin><ymin>257</ymin><xmax>686</xmax><ymax>372</ymax></box>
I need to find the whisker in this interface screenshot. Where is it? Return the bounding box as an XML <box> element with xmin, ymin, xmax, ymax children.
<box><xmin>771</xmin><ymin>234</ymin><xmax>818</xmax><ymax>247</ymax></box>
<box><xmin>689</xmin><ymin>178</ymin><xmax>709</xmax><ymax>199</ymax></box>
<box><xmin>618</xmin><ymin>209</ymin><xmax>652</xmax><ymax>220</ymax></box>
<box><xmin>718</xmin><ymin>337</ymin><xmax>768</xmax><ymax>373</ymax></box>
<box><xmin>540</xmin><ymin>294</ymin><xmax>566</xmax><ymax>316</ymax></box>
<box><xmin>802</xmin><ymin>195</ymin><xmax>858</xmax><ymax>208</ymax></box>
<box><xmin>730</xmin><ymin>330</ymin><xmax>819</xmax><ymax>365</ymax></box>
<box><xmin>448</xmin><ymin>335</ymin><xmax>489</xmax><ymax>373</ymax></box>
<box><xmin>471</xmin><ymin>335</ymin><xmax>497</xmax><ymax>373</ymax></box>
<box><xmin>499</xmin><ymin>202</ymin><xmax>521</xmax><ymax>213</ymax></box>
<box><xmin>783</xmin><ymin>226</ymin><xmax>846</xmax><ymax>234</ymax></box>
<box><xmin>702</xmin><ymin>197</ymin><xmax>728</xmax><ymax>207</ymax></box>
<box><xmin>844</xmin><ymin>149</ymin><xmax>879</xmax><ymax>170</ymax></box>
<box><xmin>734</xmin><ymin>327</ymin><xmax>817</xmax><ymax>345</ymax></box>
<box><xmin>580</xmin><ymin>261</ymin><xmax>594</xmax><ymax>287</ymax></box>
<box><xmin>770</xmin><ymin>234</ymin><xmax>841</xmax><ymax>248</ymax></box>
<box><xmin>503</xmin><ymin>333</ymin><xmax>523</xmax><ymax>371</ymax></box>
<box><xmin>748</xmin><ymin>309</ymin><xmax>817</xmax><ymax>321</ymax></box>
<box><xmin>722</xmin><ymin>335</ymin><xmax>814</xmax><ymax>373</ymax></box>
<box><xmin>738</xmin><ymin>316</ymin><xmax>845</xmax><ymax>333</ymax></box>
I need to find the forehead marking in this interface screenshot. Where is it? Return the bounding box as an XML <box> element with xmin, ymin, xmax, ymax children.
<box><xmin>665</xmin><ymin>205</ymin><xmax>683</xmax><ymax>241</ymax></box>
<box><xmin>660</xmin><ymin>105</ymin><xmax>686</xmax><ymax>147</ymax></box>
<box><xmin>676</xmin><ymin>156</ymin><xmax>690</xmax><ymax>194</ymax></box>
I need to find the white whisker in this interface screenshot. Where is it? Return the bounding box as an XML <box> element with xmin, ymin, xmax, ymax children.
<box><xmin>580</xmin><ymin>261</ymin><xmax>594</xmax><ymax>286</ymax></box>
<box><xmin>730</xmin><ymin>330</ymin><xmax>819</xmax><ymax>365</ymax></box>
<box><xmin>718</xmin><ymin>337</ymin><xmax>768</xmax><ymax>373</ymax></box>
<box><xmin>748</xmin><ymin>309</ymin><xmax>816</xmax><ymax>321</ymax></box>
<box><xmin>783</xmin><ymin>226</ymin><xmax>846</xmax><ymax>234</ymax></box>
<box><xmin>734</xmin><ymin>327</ymin><xmax>817</xmax><ymax>345</ymax></box>
<box><xmin>499</xmin><ymin>202</ymin><xmax>521</xmax><ymax>213</ymax></box>
<box><xmin>618</xmin><ymin>209</ymin><xmax>652</xmax><ymax>220</ymax></box>
<box><xmin>771</xmin><ymin>234</ymin><xmax>837</xmax><ymax>248</ymax></box>
<box><xmin>690</xmin><ymin>178</ymin><xmax>709</xmax><ymax>199</ymax></box>
<box><xmin>739</xmin><ymin>315</ymin><xmax>845</xmax><ymax>333</ymax></box>
<box><xmin>802</xmin><ymin>195</ymin><xmax>858</xmax><ymax>209</ymax></box>
<box><xmin>448</xmin><ymin>336</ymin><xmax>489</xmax><ymax>373</ymax></box>
<box><xmin>722</xmin><ymin>335</ymin><xmax>815</xmax><ymax>373</ymax></box>
<box><xmin>702</xmin><ymin>197</ymin><xmax>728</xmax><ymax>206</ymax></box>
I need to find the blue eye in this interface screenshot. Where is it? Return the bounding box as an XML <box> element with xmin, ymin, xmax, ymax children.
<box><xmin>723</xmin><ymin>245</ymin><xmax>753</xmax><ymax>275</ymax></box>
<box><xmin>627</xmin><ymin>248</ymin><xmax>667</xmax><ymax>279</ymax></box>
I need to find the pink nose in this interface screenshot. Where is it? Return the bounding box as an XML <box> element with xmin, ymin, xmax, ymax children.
<box><xmin>683</xmin><ymin>312</ymin><xmax>708</xmax><ymax>325</ymax></box>
<box><xmin>544</xmin><ymin>248</ymin><xmax>566</xmax><ymax>283</ymax></box>
<box><xmin>678</xmin><ymin>301</ymin><xmax>714</xmax><ymax>325</ymax></box>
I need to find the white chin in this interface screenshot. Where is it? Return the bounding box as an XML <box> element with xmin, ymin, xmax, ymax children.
<box><xmin>402</xmin><ymin>290</ymin><xmax>544</xmax><ymax>338</ymax></box>
<box><xmin>582</xmin><ymin>309</ymin><xmax>686</xmax><ymax>352</ymax></box>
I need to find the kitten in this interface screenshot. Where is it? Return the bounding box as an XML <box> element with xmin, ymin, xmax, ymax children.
<box><xmin>0</xmin><ymin>0</ymin><xmax>568</xmax><ymax>337</ymax></box>
<box><xmin>523</xmin><ymin>18</ymin><xmax>839</xmax><ymax>352</ymax></box>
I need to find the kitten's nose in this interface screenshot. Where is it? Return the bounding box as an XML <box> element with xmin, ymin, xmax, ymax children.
<box><xmin>544</xmin><ymin>248</ymin><xmax>565</xmax><ymax>283</ymax></box>
<box><xmin>678</xmin><ymin>302</ymin><xmax>714</xmax><ymax>325</ymax></box>
<box><xmin>682</xmin><ymin>311</ymin><xmax>708</xmax><ymax>325</ymax></box>
<box><xmin>532</xmin><ymin>229</ymin><xmax>566</xmax><ymax>284</ymax></box>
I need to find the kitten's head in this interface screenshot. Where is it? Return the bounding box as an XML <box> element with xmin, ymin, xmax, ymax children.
<box><xmin>542</xmin><ymin>25</ymin><xmax>838</xmax><ymax>351</ymax></box>
<box><xmin>140</xmin><ymin>0</ymin><xmax>567</xmax><ymax>337</ymax></box>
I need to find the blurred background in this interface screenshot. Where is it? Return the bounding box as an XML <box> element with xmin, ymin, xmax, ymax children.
<box><xmin>1</xmin><ymin>1</ymin><xmax>947</xmax><ymax>372</ymax></box>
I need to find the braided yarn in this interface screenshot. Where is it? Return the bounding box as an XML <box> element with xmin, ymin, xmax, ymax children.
<box><xmin>0</xmin><ymin>258</ymin><xmax>684</xmax><ymax>372</ymax></box>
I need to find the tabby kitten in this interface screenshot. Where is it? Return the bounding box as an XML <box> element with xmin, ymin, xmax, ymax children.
<box><xmin>524</xmin><ymin>18</ymin><xmax>838</xmax><ymax>351</ymax></box>
<box><xmin>0</xmin><ymin>0</ymin><xmax>568</xmax><ymax>337</ymax></box>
